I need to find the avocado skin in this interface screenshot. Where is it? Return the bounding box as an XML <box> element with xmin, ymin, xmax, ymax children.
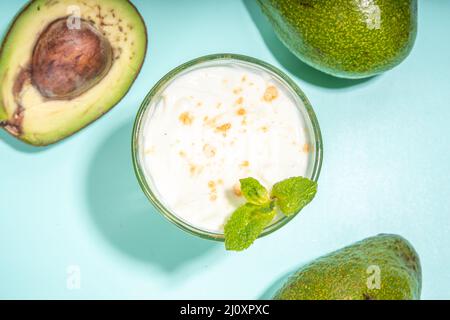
<box><xmin>257</xmin><ymin>0</ymin><xmax>418</xmax><ymax>79</ymax></box>
<box><xmin>274</xmin><ymin>234</ymin><xmax>421</xmax><ymax>300</ymax></box>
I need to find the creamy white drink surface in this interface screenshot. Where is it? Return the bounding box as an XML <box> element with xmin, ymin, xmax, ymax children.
<box><xmin>140</xmin><ymin>62</ymin><xmax>313</xmax><ymax>233</ymax></box>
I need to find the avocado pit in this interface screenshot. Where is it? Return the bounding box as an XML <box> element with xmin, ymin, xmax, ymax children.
<box><xmin>31</xmin><ymin>18</ymin><xmax>113</xmax><ymax>100</ymax></box>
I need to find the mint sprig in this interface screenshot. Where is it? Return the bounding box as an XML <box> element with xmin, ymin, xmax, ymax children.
<box><xmin>224</xmin><ymin>203</ymin><xmax>276</xmax><ymax>251</ymax></box>
<box><xmin>239</xmin><ymin>177</ymin><xmax>271</xmax><ymax>205</ymax></box>
<box><xmin>272</xmin><ymin>177</ymin><xmax>318</xmax><ymax>216</ymax></box>
<box><xmin>224</xmin><ymin>177</ymin><xmax>317</xmax><ymax>251</ymax></box>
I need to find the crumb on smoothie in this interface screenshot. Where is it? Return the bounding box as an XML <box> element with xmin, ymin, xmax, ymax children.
<box><xmin>203</xmin><ymin>144</ymin><xmax>216</xmax><ymax>158</ymax></box>
<box><xmin>263</xmin><ymin>85</ymin><xmax>279</xmax><ymax>102</ymax></box>
<box><xmin>240</xmin><ymin>160</ymin><xmax>250</xmax><ymax>168</ymax></box>
<box><xmin>235</xmin><ymin>97</ymin><xmax>244</xmax><ymax>105</ymax></box>
<box><xmin>233</xmin><ymin>183</ymin><xmax>242</xmax><ymax>197</ymax></box>
<box><xmin>216</xmin><ymin>123</ymin><xmax>232</xmax><ymax>133</ymax></box>
<box><xmin>208</xmin><ymin>181</ymin><xmax>218</xmax><ymax>201</ymax></box>
<box><xmin>208</xmin><ymin>180</ymin><xmax>216</xmax><ymax>189</ymax></box>
<box><xmin>233</xmin><ymin>87</ymin><xmax>243</xmax><ymax>95</ymax></box>
<box><xmin>204</xmin><ymin>115</ymin><xmax>220</xmax><ymax>128</ymax></box>
<box><xmin>303</xmin><ymin>143</ymin><xmax>311</xmax><ymax>153</ymax></box>
<box><xmin>237</xmin><ymin>108</ymin><xmax>246</xmax><ymax>116</ymax></box>
<box><xmin>179</xmin><ymin>112</ymin><xmax>193</xmax><ymax>125</ymax></box>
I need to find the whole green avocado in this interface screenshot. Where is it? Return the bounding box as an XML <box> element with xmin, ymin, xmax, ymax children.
<box><xmin>257</xmin><ymin>0</ymin><xmax>418</xmax><ymax>79</ymax></box>
<box><xmin>274</xmin><ymin>234</ymin><xmax>421</xmax><ymax>300</ymax></box>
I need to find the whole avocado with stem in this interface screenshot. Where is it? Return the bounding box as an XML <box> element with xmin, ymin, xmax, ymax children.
<box><xmin>274</xmin><ymin>234</ymin><xmax>422</xmax><ymax>300</ymax></box>
<box><xmin>257</xmin><ymin>0</ymin><xmax>418</xmax><ymax>79</ymax></box>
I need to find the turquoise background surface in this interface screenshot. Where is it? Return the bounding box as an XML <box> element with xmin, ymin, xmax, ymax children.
<box><xmin>0</xmin><ymin>0</ymin><xmax>449</xmax><ymax>299</ymax></box>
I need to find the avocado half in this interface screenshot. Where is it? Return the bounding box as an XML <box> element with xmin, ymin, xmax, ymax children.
<box><xmin>0</xmin><ymin>0</ymin><xmax>147</xmax><ymax>146</ymax></box>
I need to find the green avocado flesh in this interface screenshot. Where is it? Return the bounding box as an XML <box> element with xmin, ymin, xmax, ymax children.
<box><xmin>274</xmin><ymin>234</ymin><xmax>421</xmax><ymax>300</ymax></box>
<box><xmin>257</xmin><ymin>0</ymin><xmax>417</xmax><ymax>79</ymax></box>
<box><xmin>0</xmin><ymin>0</ymin><xmax>147</xmax><ymax>146</ymax></box>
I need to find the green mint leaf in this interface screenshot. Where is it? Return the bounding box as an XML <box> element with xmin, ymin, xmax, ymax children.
<box><xmin>224</xmin><ymin>202</ymin><xmax>276</xmax><ymax>251</ymax></box>
<box><xmin>239</xmin><ymin>177</ymin><xmax>270</xmax><ymax>205</ymax></box>
<box><xmin>223</xmin><ymin>176</ymin><xmax>318</xmax><ymax>251</ymax></box>
<box><xmin>271</xmin><ymin>177</ymin><xmax>317</xmax><ymax>216</ymax></box>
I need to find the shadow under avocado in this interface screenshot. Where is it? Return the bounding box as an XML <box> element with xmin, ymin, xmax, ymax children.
<box><xmin>85</xmin><ymin>121</ymin><xmax>218</xmax><ymax>272</ymax></box>
<box><xmin>259</xmin><ymin>256</ymin><xmax>314</xmax><ymax>299</ymax></box>
<box><xmin>244</xmin><ymin>0</ymin><xmax>375</xmax><ymax>89</ymax></box>
<box><xmin>259</xmin><ymin>269</ymin><xmax>293</xmax><ymax>299</ymax></box>
<box><xmin>0</xmin><ymin>128</ymin><xmax>53</xmax><ymax>153</ymax></box>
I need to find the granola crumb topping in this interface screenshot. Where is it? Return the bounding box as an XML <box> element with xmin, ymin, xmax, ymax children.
<box><xmin>179</xmin><ymin>112</ymin><xmax>193</xmax><ymax>125</ymax></box>
<box><xmin>302</xmin><ymin>143</ymin><xmax>311</xmax><ymax>153</ymax></box>
<box><xmin>208</xmin><ymin>181</ymin><xmax>218</xmax><ymax>201</ymax></box>
<box><xmin>216</xmin><ymin>123</ymin><xmax>232</xmax><ymax>133</ymax></box>
<box><xmin>240</xmin><ymin>160</ymin><xmax>250</xmax><ymax>168</ymax></box>
<box><xmin>208</xmin><ymin>180</ymin><xmax>216</xmax><ymax>189</ymax></box>
<box><xmin>203</xmin><ymin>144</ymin><xmax>216</xmax><ymax>158</ymax></box>
<box><xmin>263</xmin><ymin>85</ymin><xmax>278</xmax><ymax>102</ymax></box>
<box><xmin>233</xmin><ymin>183</ymin><xmax>242</xmax><ymax>197</ymax></box>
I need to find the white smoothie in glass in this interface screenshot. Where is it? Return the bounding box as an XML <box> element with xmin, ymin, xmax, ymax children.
<box><xmin>136</xmin><ymin>57</ymin><xmax>319</xmax><ymax>235</ymax></box>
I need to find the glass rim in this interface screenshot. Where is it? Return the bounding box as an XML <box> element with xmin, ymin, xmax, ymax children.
<box><xmin>132</xmin><ymin>53</ymin><xmax>323</xmax><ymax>242</ymax></box>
